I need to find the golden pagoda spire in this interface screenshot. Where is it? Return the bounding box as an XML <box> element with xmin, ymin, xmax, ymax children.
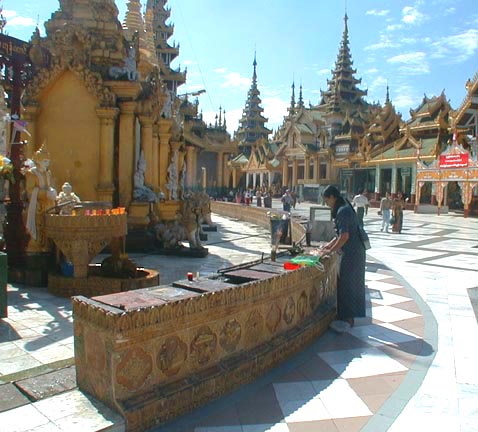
<box><xmin>123</xmin><ymin>0</ymin><xmax>145</xmax><ymax>42</ymax></box>
<box><xmin>144</xmin><ymin>5</ymin><xmax>157</xmax><ymax>65</ymax></box>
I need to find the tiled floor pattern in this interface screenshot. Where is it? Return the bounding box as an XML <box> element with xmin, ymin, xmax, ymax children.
<box><xmin>160</xmin><ymin>265</ymin><xmax>431</xmax><ymax>432</ymax></box>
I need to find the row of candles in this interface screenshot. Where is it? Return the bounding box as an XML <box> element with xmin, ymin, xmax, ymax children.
<box><xmin>70</xmin><ymin>207</ymin><xmax>126</xmax><ymax>216</ymax></box>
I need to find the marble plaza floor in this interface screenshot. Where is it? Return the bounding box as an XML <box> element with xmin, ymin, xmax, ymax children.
<box><xmin>0</xmin><ymin>200</ymin><xmax>477</xmax><ymax>432</ymax></box>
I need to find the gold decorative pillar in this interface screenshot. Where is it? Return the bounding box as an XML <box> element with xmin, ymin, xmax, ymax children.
<box><xmin>158</xmin><ymin>119</ymin><xmax>172</xmax><ymax>193</ymax></box>
<box><xmin>304</xmin><ymin>155</ymin><xmax>310</xmax><ymax>181</ymax></box>
<box><xmin>152</xmin><ymin>125</ymin><xmax>159</xmax><ymax>190</ymax></box>
<box><xmin>217</xmin><ymin>151</ymin><xmax>224</xmax><ymax>187</ymax></box>
<box><xmin>232</xmin><ymin>168</ymin><xmax>237</xmax><ymax>189</ymax></box>
<box><xmin>314</xmin><ymin>155</ymin><xmax>320</xmax><ymax>182</ymax></box>
<box><xmin>118</xmin><ymin>101</ymin><xmax>136</xmax><ymax>207</ymax></box>
<box><xmin>223</xmin><ymin>153</ymin><xmax>231</xmax><ymax>188</ymax></box>
<box><xmin>22</xmin><ymin>106</ymin><xmax>39</xmax><ymax>159</ymax></box>
<box><xmin>96</xmin><ymin>107</ymin><xmax>119</xmax><ymax>202</ymax></box>
<box><xmin>185</xmin><ymin>145</ymin><xmax>195</xmax><ymax>187</ymax></box>
<box><xmin>282</xmin><ymin>159</ymin><xmax>289</xmax><ymax>187</ymax></box>
<box><xmin>139</xmin><ymin>116</ymin><xmax>154</xmax><ymax>187</ymax></box>
<box><xmin>292</xmin><ymin>159</ymin><xmax>298</xmax><ymax>187</ymax></box>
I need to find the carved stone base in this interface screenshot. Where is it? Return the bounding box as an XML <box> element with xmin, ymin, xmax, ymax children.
<box><xmin>158</xmin><ymin>200</ymin><xmax>180</xmax><ymax>221</ymax></box>
<box><xmin>48</xmin><ymin>266</ymin><xmax>159</xmax><ymax>297</ymax></box>
<box><xmin>127</xmin><ymin>201</ymin><xmax>151</xmax><ymax>227</ymax></box>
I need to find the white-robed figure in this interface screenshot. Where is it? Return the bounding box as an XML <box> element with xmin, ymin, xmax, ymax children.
<box><xmin>25</xmin><ymin>143</ymin><xmax>57</xmax><ymax>252</ymax></box>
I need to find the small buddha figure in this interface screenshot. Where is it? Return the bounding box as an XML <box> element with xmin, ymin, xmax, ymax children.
<box><xmin>25</xmin><ymin>143</ymin><xmax>58</xmax><ymax>252</ymax></box>
<box><xmin>56</xmin><ymin>182</ymin><xmax>81</xmax><ymax>215</ymax></box>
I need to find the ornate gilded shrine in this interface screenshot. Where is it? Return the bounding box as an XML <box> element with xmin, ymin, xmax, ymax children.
<box><xmin>415</xmin><ymin>141</ymin><xmax>478</xmax><ymax>217</ymax></box>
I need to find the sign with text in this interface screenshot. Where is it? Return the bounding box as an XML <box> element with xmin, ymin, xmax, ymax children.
<box><xmin>439</xmin><ymin>153</ymin><xmax>469</xmax><ymax>169</ymax></box>
<box><xmin>0</xmin><ymin>34</ymin><xmax>29</xmax><ymax>62</ymax></box>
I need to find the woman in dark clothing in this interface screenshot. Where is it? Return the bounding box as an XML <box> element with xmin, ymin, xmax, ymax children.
<box><xmin>320</xmin><ymin>185</ymin><xmax>366</xmax><ymax>331</ymax></box>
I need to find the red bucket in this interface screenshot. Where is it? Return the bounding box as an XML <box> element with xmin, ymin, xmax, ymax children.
<box><xmin>284</xmin><ymin>262</ymin><xmax>301</xmax><ymax>270</ymax></box>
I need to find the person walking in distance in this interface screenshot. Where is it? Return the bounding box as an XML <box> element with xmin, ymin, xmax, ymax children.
<box><xmin>380</xmin><ymin>192</ymin><xmax>393</xmax><ymax>233</ymax></box>
<box><xmin>352</xmin><ymin>188</ymin><xmax>369</xmax><ymax>227</ymax></box>
<box><xmin>281</xmin><ymin>189</ymin><xmax>293</xmax><ymax>212</ymax></box>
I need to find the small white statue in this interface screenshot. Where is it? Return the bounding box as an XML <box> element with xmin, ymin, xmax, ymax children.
<box><xmin>161</xmin><ymin>90</ymin><xmax>174</xmax><ymax>118</ymax></box>
<box><xmin>56</xmin><ymin>182</ymin><xmax>81</xmax><ymax>215</ymax></box>
<box><xmin>166</xmin><ymin>150</ymin><xmax>179</xmax><ymax>201</ymax></box>
<box><xmin>180</xmin><ymin>159</ymin><xmax>187</xmax><ymax>199</ymax></box>
<box><xmin>25</xmin><ymin>143</ymin><xmax>57</xmax><ymax>251</ymax></box>
<box><xmin>108</xmin><ymin>41</ymin><xmax>139</xmax><ymax>81</ymax></box>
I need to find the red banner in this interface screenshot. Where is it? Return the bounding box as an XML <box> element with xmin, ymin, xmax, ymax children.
<box><xmin>439</xmin><ymin>153</ymin><xmax>469</xmax><ymax>168</ymax></box>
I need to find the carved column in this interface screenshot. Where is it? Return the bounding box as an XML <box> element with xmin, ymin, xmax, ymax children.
<box><xmin>374</xmin><ymin>166</ymin><xmax>381</xmax><ymax>200</ymax></box>
<box><xmin>232</xmin><ymin>168</ymin><xmax>237</xmax><ymax>189</ymax></box>
<box><xmin>152</xmin><ymin>125</ymin><xmax>159</xmax><ymax>190</ymax></box>
<box><xmin>186</xmin><ymin>145</ymin><xmax>195</xmax><ymax>187</ymax></box>
<box><xmin>304</xmin><ymin>155</ymin><xmax>310</xmax><ymax>181</ymax></box>
<box><xmin>139</xmin><ymin>116</ymin><xmax>154</xmax><ymax>187</ymax></box>
<box><xmin>391</xmin><ymin>165</ymin><xmax>398</xmax><ymax>197</ymax></box>
<box><xmin>314</xmin><ymin>155</ymin><xmax>319</xmax><ymax>182</ymax></box>
<box><xmin>223</xmin><ymin>153</ymin><xmax>231</xmax><ymax>189</ymax></box>
<box><xmin>282</xmin><ymin>159</ymin><xmax>289</xmax><ymax>187</ymax></box>
<box><xmin>96</xmin><ymin>107</ymin><xmax>119</xmax><ymax>202</ymax></box>
<box><xmin>118</xmin><ymin>101</ymin><xmax>136</xmax><ymax>207</ymax></box>
<box><xmin>292</xmin><ymin>159</ymin><xmax>298</xmax><ymax>187</ymax></box>
<box><xmin>410</xmin><ymin>163</ymin><xmax>417</xmax><ymax>204</ymax></box>
<box><xmin>216</xmin><ymin>151</ymin><xmax>224</xmax><ymax>188</ymax></box>
<box><xmin>158</xmin><ymin>119</ymin><xmax>172</xmax><ymax>193</ymax></box>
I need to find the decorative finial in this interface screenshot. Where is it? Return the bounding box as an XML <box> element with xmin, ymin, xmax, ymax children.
<box><xmin>0</xmin><ymin>2</ymin><xmax>7</xmax><ymax>34</ymax></box>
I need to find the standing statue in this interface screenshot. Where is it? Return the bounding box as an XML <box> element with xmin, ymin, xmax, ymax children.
<box><xmin>25</xmin><ymin>143</ymin><xmax>58</xmax><ymax>252</ymax></box>
<box><xmin>133</xmin><ymin>150</ymin><xmax>158</xmax><ymax>202</ymax></box>
<box><xmin>108</xmin><ymin>38</ymin><xmax>139</xmax><ymax>81</ymax></box>
<box><xmin>166</xmin><ymin>150</ymin><xmax>179</xmax><ymax>201</ymax></box>
<box><xmin>56</xmin><ymin>182</ymin><xmax>81</xmax><ymax>215</ymax></box>
<box><xmin>160</xmin><ymin>90</ymin><xmax>174</xmax><ymax>118</ymax></box>
<box><xmin>180</xmin><ymin>159</ymin><xmax>187</xmax><ymax>199</ymax></box>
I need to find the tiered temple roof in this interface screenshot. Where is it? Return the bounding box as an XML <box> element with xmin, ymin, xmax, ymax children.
<box><xmin>235</xmin><ymin>55</ymin><xmax>272</xmax><ymax>157</ymax></box>
<box><xmin>147</xmin><ymin>0</ymin><xmax>186</xmax><ymax>93</ymax></box>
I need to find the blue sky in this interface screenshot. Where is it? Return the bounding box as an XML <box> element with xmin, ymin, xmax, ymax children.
<box><xmin>4</xmin><ymin>0</ymin><xmax>478</xmax><ymax>134</ymax></box>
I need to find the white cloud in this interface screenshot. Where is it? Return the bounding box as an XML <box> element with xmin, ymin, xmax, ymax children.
<box><xmin>182</xmin><ymin>60</ymin><xmax>197</xmax><ymax>66</ymax></box>
<box><xmin>367</xmin><ymin>68</ymin><xmax>379</xmax><ymax>74</ymax></box>
<box><xmin>2</xmin><ymin>9</ymin><xmax>36</xmax><ymax>27</ymax></box>
<box><xmin>430</xmin><ymin>29</ymin><xmax>478</xmax><ymax>63</ymax></box>
<box><xmin>213</xmin><ymin>67</ymin><xmax>227</xmax><ymax>74</ymax></box>
<box><xmin>263</xmin><ymin>96</ymin><xmax>289</xmax><ymax>129</ymax></box>
<box><xmin>316</xmin><ymin>68</ymin><xmax>329</xmax><ymax>76</ymax></box>
<box><xmin>220</xmin><ymin>72</ymin><xmax>250</xmax><ymax>89</ymax></box>
<box><xmin>387</xmin><ymin>52</ymin><xmax>430</xmax><ymax>75</ymax></box>
<box><xmin>402</xmin><ymin>6</ymin><xmax>426</xmax><ymax>25</ymax></box>
<box><xmin>221</xmin><ymin>107</ymin><xmax>243</xmax><ymax>134</ymax></box>
<box><xmin>366</xmin><ymin>9</ymin><xmax>390</xmax><ymax>17</ymax></box>
<box><xmin>444</xmin><ymin>7</ymin><xmax>456</xmax><ymax>15</ymax></box>
<box><xmin>392</xmin><ymin>85</ymin><xmax>420</xmax><ymax>115</ymax></box>
<box><xmin>386</xmin><ymin>23</ymin><xmax>403</xmax><ymax>32</ymax></box>
<box><xmin>365</xmin><ymin>34</ymin><xmax>401</xmax><ymax>51</ymax></box>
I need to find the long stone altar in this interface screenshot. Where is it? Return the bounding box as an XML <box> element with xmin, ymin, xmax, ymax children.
<box><xmin>73</xmin><ymin>254</ymin><xmax>338</xmax><ymax>431</ymax></box>
<box><xmin>72</xmin><ymin>202</ymin><xmax>339</xmax><ymax>431</ymax></box>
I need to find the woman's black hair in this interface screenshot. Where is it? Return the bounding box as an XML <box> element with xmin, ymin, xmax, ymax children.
<box><xmin>323</xmin><ymin>185</ymin><xmax>346</xmax><ymax>218</ymax></box>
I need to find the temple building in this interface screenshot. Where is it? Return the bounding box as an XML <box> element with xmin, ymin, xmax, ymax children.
<box><xmin>266</xmin><ymin>13</ymin><xmax>379</xmax><ymax>200</ymax></box>
<box><xmin>363</xmin><ymin>92</ymin><xmax>451</xmax><ymax>204</ymax></box>
<box><xmin>234</xmin><ymin>55</ymin><xmax>272</xmax><ymax>159</ymax></box>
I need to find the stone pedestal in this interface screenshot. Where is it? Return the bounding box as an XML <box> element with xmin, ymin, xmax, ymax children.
<box><xmin>159</xmin><ymin>200</ymin><xmax>181</xmax><ymax>221</ymax></box>
<box><xmin>127</xmin><ymin>201</ymin><xmax>151</xmax><ymax>227</ymax></box>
